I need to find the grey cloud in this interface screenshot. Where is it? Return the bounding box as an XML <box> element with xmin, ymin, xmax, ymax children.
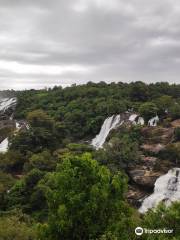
<box><xmin>0</xmin><ymin>0</ymin><xmax>180</xmax><ymax>89</ymax></box>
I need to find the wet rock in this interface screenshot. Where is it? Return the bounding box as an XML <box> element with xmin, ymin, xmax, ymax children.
<box><xmin>141</xmin><ymin>127</ymin><xmax>174</xmax><ymax>144</ymax></box>
<box><xmin>141</xmin><ymin>155</ymin><xmax>158</xmax><ymax>167</ymax></box>
<box><xmin>126</xmin><ymin>185</ymin><xmax>148</xmax><ymax>207</ymax></box>
<box><xmin>129</xmin><ymin>169</ymin><xmax>162</xmax><ymax>188</ymax></box>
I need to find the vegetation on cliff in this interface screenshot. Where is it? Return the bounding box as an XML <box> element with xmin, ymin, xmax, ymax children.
<box><xmin>0</xmin><ymin>81</ymin><xmax>180</xmax><ymax>239</ymax></box>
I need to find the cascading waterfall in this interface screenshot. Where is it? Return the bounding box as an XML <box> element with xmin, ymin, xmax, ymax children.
<box><xmin>91</xmin><ymin>112</ymin><xmax>158</xmax><ymax>150</ymax></box>
<box><xmin>129</xmin><ymin>114</ymin><xmax>138</xmax><ymax>122</ymax></box>
<box><xmin>0</xmin><ymin>138</ymin><xmax>9</xmax><ymax>153</ymax></box>
<box><xmin>148</xmin><ymin>115</ymin><xmax>159</xmax><ymax>126</ymax></box>
<box><xmin>0</xmin><ymin>98</ymin><xmax>17</xmax><ymax>153</ymax></box>
<box><xmin>137</xmin><ymin>117</ymin><xmax>145</xmax><ymax>125</ymax></box>
<box><xmin>91</xmin><ymin>113</ymin><xmax>145</xmax><ymax>149</ymax></box>
<box><xmin>139</xmin><ymin>168</ymin><xmax>180</xmax><ymax>213</ymax></box>
<box><xmin>0</xmin><ymin>98</ymin><xmax>17</xmax><ymax>112</ymax></box>
<box><xmin>91</xmin><ymin>115</ymin><xmax>121</xmax><ymax>149</ymax></box>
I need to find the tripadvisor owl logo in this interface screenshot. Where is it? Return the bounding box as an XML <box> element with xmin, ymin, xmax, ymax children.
<box><xmin>135</xmin><ymin>227</ymin><xmax>143</xmax><ymax>236</ymax></box>
<box><xmin>135</xmin><ymin>227</ymin><xmax>174</xmax><ymax>236</ymax></box>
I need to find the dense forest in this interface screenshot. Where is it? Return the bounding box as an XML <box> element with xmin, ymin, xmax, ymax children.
<box><xmin>0</xmin><ymin>81</ymin><xmax>180</xmax><ymax>240</ymax></box>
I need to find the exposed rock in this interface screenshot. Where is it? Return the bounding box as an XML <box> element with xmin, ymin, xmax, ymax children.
<box><xmin>129</xmin><ymin>169</ymin><xmax>162</xmax><ymax>188</ymax></box>
<box><xmin>141</xmin><ymin>127</ymin><xmax>174</xmax><ymax>144</ymax></box>
<box><xmin>0</xmin><ymin>119</ymin><xmax>15</xmax><ymax>130</ymax></box>
<box><xmin>141</xmin><ymin>143</ymin><xmax>165</xmax><ymax>154</ymax></box>
<box><xmin>126</xmin><ymin>185</ymin><xmax>148</xmax><ymax>207</ymax></box>
<box><xmin>171</xmin><ymin>119</ymin><xmax>180</xmax><ymax>128</ymax></box>
<box><xmin>0</xmin><ymin>120</ymin><xmax>16</xmax><ymax>143</ymax></box>
<box><xmin>140</xmin><ymin>155</ymin><xmax>158</xmax><ymax>167</ymax></box>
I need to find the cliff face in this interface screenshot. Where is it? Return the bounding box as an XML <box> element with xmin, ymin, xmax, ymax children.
<box><xmin>126</xmin><ymin>124</ymin><xmax>180</xmax><ymax>207</ymax></box>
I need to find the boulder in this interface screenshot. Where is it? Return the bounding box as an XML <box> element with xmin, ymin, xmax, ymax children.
<box><xmin>171</xmin><ymin>119</ymin><xmax>180</xmax><ymax>128</ymax></box>
<box><xmin>129</xmin><ymin>169</ymin><xmax>162</xmax><ymax>188</ymax></box>
<box><xmin>141</xmin><ymin>127</ymin><xmax>174</xmax><ymax>144</ymax></box>
<box><xmin>126</xmin><ymin>185</ymin><xmax>148</xmax><ymax>207</ymax></box>
<box><xmin>141</xmin><ymin>143</ymin><xmax>165</xmax><ymax>154</ymax></box>
<box><xmin>140</xmin><ymin>155</ymin><xmax>158</xmax><ymax>168</ymax></box>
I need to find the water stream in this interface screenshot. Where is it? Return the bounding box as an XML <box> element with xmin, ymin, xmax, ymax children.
<box><xmin>139</xmin><ymin>168</ymin><xmax>180</xmax><ymax>213</ymax></box>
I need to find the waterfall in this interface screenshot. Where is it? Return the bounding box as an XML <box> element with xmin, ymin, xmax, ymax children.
<box><xmin>137</xmin><ymin>117</ymin><xmax>145</xmax><ymax>125</ymax></box>
<box><xmin>91</xmin><ymin>113</ymin><xmax>145</xmax><ymax>149</ymax></box>
<box><xmin>91</xmin><ymin>115</ymin><xmax>121</xmax><ymax>149</ymax></box>
<box><xmin>0</xmin><ymin>98</ymin><xmax>17</xmax><ymax>154</ymax></box>
<box><xmin>129</xmin><ymin>114</ymin><xmax>138</xmax><ymax>122</ymax></box>
<box><xmin>148</xmin><ymin>115</ymin><xmax>159</xmax><ymax>126</ymax></box>
<box><xmin>0</xmin><ymin>138</ymin><xmax>9</xmax><ymax>153</ymax></box>
<box><xmin>0</xmin><ymin>98</ymin><xmax>17</xmax><ymax>112</ymax></box>
<box><xmin>139</xmin><ymin>168</ymin><xmax>180</xmax><ymax>213</ymax></box>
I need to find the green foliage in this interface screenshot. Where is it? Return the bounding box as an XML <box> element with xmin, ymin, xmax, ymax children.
<box><xmin>154</xmin><ymin>95</ymin><xmax>174</xmax><ymax>115</ymax></box>
<box><xmin>0</xmin><ymin>212</ymin><xmax>37</xmax><ymax>240</ymax></box>
<box><xmin>38</xmin><ymin>153</ymin><xmax>133</xmax><ymax>240</ymax></box>
<box><xmin>7</xmin><ymin>169</ymin><xmax>46</xmax><ymax>215</ymax></box>
<box><xmin>139</xmin><ymin>102</ymin><xmax>158</xmax><ymax>122</ymax></box>
<box><xmin>27</xmin><ymin>109</ymin><xmax>55</xmax><ymax>130</ymax></box>
<box><xmin>24</xmin><ymin>150</ymin><xmax>57</xmax><ymax>172</ymax></box>
<box><xmin>162</xmin><ymin>143</ymin><xmax>180</xmax><ymax>164</ymax></box>
<box><xmin>1</xmin><ymin>82</ymin><xmax>180</xmax><ymax>239</ymax></box>
<box><xmin>10</xmin><ymin>110</ymin><xmax>60</xmax><ymax>153</ymax></box>
<box><xmin>95</xmin><ymin>127</ymin><xmax>141</xmax><ymax>171</ymax></box>
<box><xmin>169</xmin><ymin>104</ymin><xmax>180</xmax><ymax>120</ymax></box>
<box><xmin>142</xmin><ymin>202</ymin><xmax>180</xmax><ymax>239</ymax></box>
<box><xmin>0</xmin><ymin>150</ymin><xmax>25</xmax><ymax>173</ymax></box>
<box><xmin>0</xmin><ymin>126</ymin><xmax>14</xmax><ymax>140</ymax></box>
<box><xmin>15</xmin><ymin>82</ymin><xmax>180</xmax><ymax>140</ymax></box>
<box><xmin>0</xmin><ymin>172</ymin><xmax>15</xmax><ymax>210</ymax></box>
<box><xmin>130</xmin><ymin>81</ymin><xmax>150</xmax><ymax>101</ymax></box>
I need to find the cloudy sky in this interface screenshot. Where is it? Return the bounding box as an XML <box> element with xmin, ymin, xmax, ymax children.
<box><xmin>0</xmin><ymin>0</ymin><xmax>180</xmax><ymax>89</ymax></box>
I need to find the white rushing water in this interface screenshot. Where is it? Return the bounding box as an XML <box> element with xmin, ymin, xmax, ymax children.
<box><xmin>16</xmin><ymin>121</ymin><xmax>21</xmax><ymax>130</ymax></box>
<box><xmin>91</xmin><ymin>113</ymin><xmax>146</xmax><ymax>149</ymax></box>
<box><xmin>0</xmin><ymin>138</ymin><xmax>9</xmax><ymax>153</ymax></box>
<box><xmin>129</xmin><ymin>114</ymin><xmax>138</xmax><ymax>122</ymax></box>
<box><xmin>0</xmin><ymin>98</ymin><xmax>17</xmax><ymax>153</ymax></box>
<box><xmin>137</xmin><ymin>117</ymin><xmax>145</xmax><ymax>125</ymax></box>
<box><xmin>91</xmin><ymin>115</ymin><xmax>121</xmax><ymax>149</ymax></box>
<box><xmin>148</xmin><ymin>115</ymin><xmax>159</xmax><ymax>126</ymax></box>
<box><xmin>0</xmin><ymin>98</ymin><xmax>17</xmax><ymax>112</ymax></box>
<box><xmin>139</xmin><ymin>168</ymin><xmax>180</xmax><ymax>213</ymax></box>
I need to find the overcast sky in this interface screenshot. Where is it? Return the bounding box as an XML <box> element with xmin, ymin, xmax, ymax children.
<box><xmin>0</xmin><ymin>0</ymin><xmax>180</xmax><ymax>89</ymax></box>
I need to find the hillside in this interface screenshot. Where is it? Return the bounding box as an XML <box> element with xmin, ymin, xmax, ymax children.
<box><xmin>0</xmin><ymin>81</ymin><xmax>180</xmax><ymax>239</ymax></box>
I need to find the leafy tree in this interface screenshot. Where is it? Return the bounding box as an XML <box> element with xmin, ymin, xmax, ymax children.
<box><xmin>10</xmin><ymin>110</ymin><xmax>59</xmax><ymax>153</ymax></box>
<box><xmin>27</xmin><ymin>109</ymin><xmax>55</xmax><ymax>130</ymax></box>
<box><xmin>38</xmin><ymin>153</ymin><xmax>134</xmax><ymax>240</ymax></box>
<box><xmin>25</xmin><ymin>150</ymin><xmax>56</xmax><ymax>172</ymax></box>
<box><xmin>7</xmin><ymin>169</ymin><xmax>45</xmax><ymax>214</ymax></box>
<box><xmin>142</xmin><ymin>202</ymin><xmax>180</xmax><ymax>239</ymax></box>
<box><xmin>139</xmin><ymin>102</ymin><xmax>158</xmax><ymax>122</ymax></box>
<box><xmin>0</xmin><ymin>150</ymin><xmax>25</xmax><ymax>173</ymax></box>
<box><xmin>130</xmin><ymin>81</ymin><xmax>150</xmax><ymax>101</ymax></box>
<box><xmin>95</xmin><ymin>128</ymin><xmax>141</xmax><ymax>171</ymax></box>
<box><xmin>154</xmin><ymin>95</ymin><xmax>174</xmax><ymax>115</ymax></box>
<box><xmin>0</xmin><ymin>172</ymin><xmax>15</xmax><ymax>210</ymax></box>
<box><xmin>169</xmin><ymin>104</ymin><xmax>180</xmax><ymax>120</ymax></box>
